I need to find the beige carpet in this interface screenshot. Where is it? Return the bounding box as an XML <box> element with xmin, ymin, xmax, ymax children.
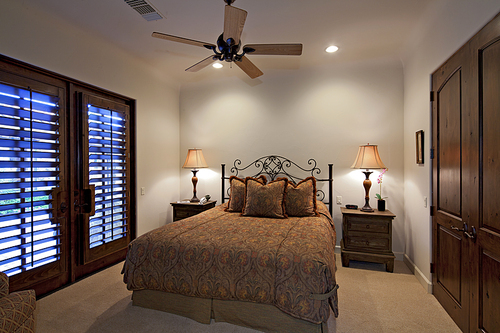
<box><xmin>36</xmin><ymin>255</ymin><xmax>461</xmax><ymax>332</ymax></box>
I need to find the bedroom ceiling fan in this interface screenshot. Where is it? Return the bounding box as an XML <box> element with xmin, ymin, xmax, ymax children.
<box><xmin>152</xmin><ymin>0</ymin><xmax>303</xmax><ymax>79</ymax></box>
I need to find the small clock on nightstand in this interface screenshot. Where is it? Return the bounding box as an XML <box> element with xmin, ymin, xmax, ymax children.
<box><xmin>170</xmin><ymin>200</ymin><xmax>217</xmax><ymax>222</ymax></box>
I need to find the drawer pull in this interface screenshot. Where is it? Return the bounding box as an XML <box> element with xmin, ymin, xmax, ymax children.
<box><xmin>366</xmin><ymin>241</ymin><xmax>370</xmax><ymax>246</ymax></box>
<box><xmin>366</xmin><ymin>225</ymin><xmax>370</xmax><ymax>229</ymax></box>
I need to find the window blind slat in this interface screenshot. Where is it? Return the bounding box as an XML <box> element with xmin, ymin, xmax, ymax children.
<box><xmin>0</xmin><ymin>128</ymin><xmax>59</xmax><ymax>141</ymax></box>
<box><xmin>0</xmin><ymin>105</ymin><xmax>59</xmax><ymax>122</ymax></box>
<box><xmin>0</xmin><ymin>139</ymin><xmax>59</xmax><ymax>150</ymax></box>
<box><xmin>0</xmin><ymin>181</ymin><xmax>58</xmax><ymax>190</ymax></box>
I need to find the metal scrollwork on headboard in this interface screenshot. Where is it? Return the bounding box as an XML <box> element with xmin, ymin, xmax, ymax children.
<box><xmin>231</xmin><ymin>155</ymin><xmax>321</xmax><ymax>182</ymax></box>
<box><xmin>222</xmin><ymin>155</ymin><xmax>334</xmax><ymax>217</ymax></box>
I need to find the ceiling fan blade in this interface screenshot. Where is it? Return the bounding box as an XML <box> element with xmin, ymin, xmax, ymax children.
<box><xmin>235</xmin><ymin>56</ymin><xmax>263</xmax><ymax>79</ymax></box>
<box><xmin>185</xmin><ymin>56</ymin><xmax>217</xmax><ymax>72</ymax></box>
<box><xmin>243</xmin><ymin>44</ymin><xmax>303</xmax><ymax>55</ymax></box>
<box><xmin>223</xmin><ymin>5</ymin><xmax>247</xmax><ymax>45</ymax></box>
<box><xmin>152</xmin><ymin>32</ymin><xmax>216</xmax><ymax>49</ymax></box>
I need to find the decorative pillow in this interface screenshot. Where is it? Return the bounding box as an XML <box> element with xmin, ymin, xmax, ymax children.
<box><xmin>285</xmin><ymin>177</ymin><xmax>318</xmax><ymax>217</ymax></box>
<box><xmin>242</xmin><ymin>177</ymin><xmax>288</xmax><ymax>218</ymax></box>
<box><xmin>226</xmin><ymin>175</ymin><xmax>267</xmax><ymax>212</ymax></box>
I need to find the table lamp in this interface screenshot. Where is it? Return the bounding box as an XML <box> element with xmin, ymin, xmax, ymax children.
<box><xmin>182</xmin><ymin>148</ymin><xmax>208</xmax><ymax>202</ymax></box>
<box><xmin>351</xmin><ymin>144</ymin><xmax>386</xmax><ymax>212</ymax></box>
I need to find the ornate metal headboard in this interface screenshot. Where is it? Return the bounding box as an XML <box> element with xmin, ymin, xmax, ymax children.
<box><xmin>221</xmin><ymin>155</ymin><xmax>333</xmax><ymax>217</ymax></box>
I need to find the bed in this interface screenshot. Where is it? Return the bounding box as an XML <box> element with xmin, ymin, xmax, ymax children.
<box><xmin>122</xmin><ymin>156</ymin><xmax>338</xmax><ymax>332</ymax></box>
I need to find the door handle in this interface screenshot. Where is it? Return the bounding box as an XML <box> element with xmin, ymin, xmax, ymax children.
<box><xmin>450</xmin><ymin>222</ymin><xmax>467</xmax><ymax>232</ymax></box>
<box><xmin>74</xmin><ymin>185</ymin><xmax>96</xmax><ymax>216</ymax></box>
<box><xmin>464</xmin><ymin>226</ymin><xmax>476</xmax><ymax>241</ymax></box>
<box><xmin>50</xmin><ymin>187</ymin><xmax>67</xmax><ymax>224</ymax></box>
<box><xmin>451</xmin><ymin>222</ymin><xmax>476</xmax><ymax>242</ymax></box>
<box><xmin>83</xmin><ymin>185</ymin><xmax>95</xmax><ymax>216</ymax></box>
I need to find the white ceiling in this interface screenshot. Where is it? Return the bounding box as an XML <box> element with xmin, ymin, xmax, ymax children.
<box><xmin>25</xmin><ymin>0</ymin><xmax>435</xmax><ymax>84</ymax></box>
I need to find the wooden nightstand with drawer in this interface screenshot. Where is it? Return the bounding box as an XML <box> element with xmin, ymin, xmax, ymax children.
<box><xmin>340</xmin><ymin>207</ymin><xmax>396</xmax><ymax>272</ymax></box>
<box><xmin>170</xmin><ymin>200</ymin><xmax>217</xmax><ymax>222</ymax></box>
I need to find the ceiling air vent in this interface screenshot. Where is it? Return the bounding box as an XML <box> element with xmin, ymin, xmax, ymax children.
<box><xmin>124</xmin><ymin>0</ymin><xmax>163</xmax><ymax>21</ymax></box>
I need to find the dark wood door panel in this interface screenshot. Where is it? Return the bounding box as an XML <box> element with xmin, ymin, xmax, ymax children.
<box><xmin>436</xmin><ymin>225</ymin><xmax>463</xmax><ymax>304</ymax></box>
<box><xmin>437</xmin><ymin>68</ymin><xmax>462</xmax><ymax>217</ymax></box>
<box><xmin>481</xmin><ymin>38</ymin><xmax>500</xmax><ymax>234</ymax></box>
<box><xmin>480</xmin><ymin>250</ymin><xmax>500</xmax><ymax>332</ymax></box>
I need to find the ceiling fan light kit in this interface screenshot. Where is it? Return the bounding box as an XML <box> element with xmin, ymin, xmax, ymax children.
<box><xmin>152</xmin><ymin>0</ymin><xmax>303</xmax><ymax>79</ymax></box>
<box><xmin>326</xmin><ymin>45</ymin><xmax>339</xmax><ymax>53</ymax></box>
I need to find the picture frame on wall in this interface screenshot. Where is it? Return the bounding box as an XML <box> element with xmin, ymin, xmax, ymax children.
<box><xmin>416</xmin><ymin>130</ymin><xmax>424</xmax><ymax>164</ymax></box>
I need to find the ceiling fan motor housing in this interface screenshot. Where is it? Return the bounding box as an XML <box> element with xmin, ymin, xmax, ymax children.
<box><xmin>216</xmin><ymin>33</ymin><xmax>241</xmax><ymax>61</ymax></box>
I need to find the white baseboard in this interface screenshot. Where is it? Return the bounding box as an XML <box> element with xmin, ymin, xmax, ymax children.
<box><xmin>403</xmin><ymin>254</ymin><xmax>433</xmax><ymax>294</ymax></box>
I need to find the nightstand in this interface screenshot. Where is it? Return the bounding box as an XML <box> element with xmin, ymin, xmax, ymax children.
<box><xmin>340</xmin><ymin>207</ymin><xmax>396</xmax><ymax>272</ymax></box>
<box><xmin>170</xmin><ymin>200</ymin><xmax>217</xmax><ymax>222</ymax></box>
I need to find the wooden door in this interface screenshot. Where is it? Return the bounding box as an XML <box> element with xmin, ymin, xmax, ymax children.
<box><xmin>80</xmin><ymin>93</ymin><xmax>131</xmax><ymax>265</ymax></box>
<box><xmin>432</xmin><ymin>12</ymin><xmax>500</xmax><ymax>333</ymax></box>
<box><xmin>0</xmin><ymin>69</ymin><xmax>70</xmax><ymax>296</ymax></box>
<box><xmin>70</xmin><ymin>90</ymin><xmax>133</xmax><ymax>280</ymax></box>
<box><xmin>432</xmin><ymin>44</ymin><xmax>471</xmax><ymax>333</ymax></box>
<box><xmin>468</xmin><ymin>14</ymin><xmax>500</xmax><ymax>333</ymax></box>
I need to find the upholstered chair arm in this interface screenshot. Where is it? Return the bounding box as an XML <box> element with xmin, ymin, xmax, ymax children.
<box><xmin>0</xmin><ymin>272</ymin><xmax>9</xmax><ymax>298</ymax></box>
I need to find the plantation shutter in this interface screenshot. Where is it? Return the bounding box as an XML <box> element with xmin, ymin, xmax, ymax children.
<box><xmin>81</xmin><ymin>94</ymin><xmax>130</xmax><ymax>263</ymax></box>
<box><xmin>0</xmin><ymin>78</ymin><xmax>67</xmax><ymax>285</ymax></box>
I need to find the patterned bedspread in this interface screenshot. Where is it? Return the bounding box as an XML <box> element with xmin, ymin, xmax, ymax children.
<box><xmin>122</xmin><ymin>201</ymin><xmax>338</xmax><ymax>324</ymax></box>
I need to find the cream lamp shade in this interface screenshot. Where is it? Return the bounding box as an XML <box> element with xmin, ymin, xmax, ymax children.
<box><xmin>351</xmin><ymin>144</ymin><xmax>386</xmax><ymax>212</ymax></box>
<box><xmin>351</xmin><ymin>144</ymin><xmax>386</xmax><ymax>170</ymax></box>
<box><xmin>183</xmin><ymin>149</ymin><xmax>208</xmax><ymax>202</ymax></box>
<box><xmin>182</xmin><ymin>149</ymin><xmax>208</xmax><ymax>170</ymax></box>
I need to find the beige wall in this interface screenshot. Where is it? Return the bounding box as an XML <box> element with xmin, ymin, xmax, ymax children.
<box><xmin>3</xmin><ymin>0</ymin><xmax>499</xmax><ymax>293</ymax></box>
<box><xmin>179</xmin><ymin>59</ymin><xmax>406</xmax><ymax>257</ymax></box>
<box><xmin>401</xmin><ymin>0</ymin><xmax>500</xmax><ymax>291</ymax></box>
<box><xmin>0</xmin><ymin>1</ymin><xmax>181</xmax><ymax>235</ymax></box>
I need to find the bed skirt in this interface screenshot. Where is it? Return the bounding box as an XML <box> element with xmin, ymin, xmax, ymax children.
<box><xmin>131</xmin><ymin>290</ymin><xmax>327</xmax><ymax>333</ymax></box>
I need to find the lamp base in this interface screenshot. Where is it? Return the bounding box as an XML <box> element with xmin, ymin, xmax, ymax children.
<box><xmin>361</xmin><ymin>200</ymin><xmax>374</xmax><ymax>212</ymax></box>
<box><xmin>361</xmin><ymin>170</ymin><xmax>374</xmax><ymax>212</ymax></box>
<box><xmin>190</xmin><ymin>169</ymin><xmax>199</xmax><ymax>203</ymax></box>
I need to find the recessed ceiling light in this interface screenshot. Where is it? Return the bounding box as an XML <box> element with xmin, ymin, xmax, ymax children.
<box><xmin>212</xmin><ymin>63</ymin><xmax>223</xmax><ymax>69</ymax></box>
<box><xmin>326</xmin><ymin>45</ymin><xmax>339</xmax><ymax>53</ymax></box>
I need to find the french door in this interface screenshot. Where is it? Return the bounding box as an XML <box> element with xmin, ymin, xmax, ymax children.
<box><xmin>0</xmin><ymin>71</ymin><xmax>69</xmax><ymax>293</ymax></box>
<box><xmin>0</xmin><ymin>57</ymin><xmax>135</xmax><ymax>295</ymax></box>
<box><xmin>77</xmin><ymin>93</ymin><xmax>131</xmax><ymax>266</ymax></box>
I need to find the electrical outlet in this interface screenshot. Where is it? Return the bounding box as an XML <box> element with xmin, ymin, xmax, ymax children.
<box><xmin>336</xmin><ymin>196</ymin><xmax>342</xmax><ymax>205</ymax></box>
<box><xmin>141</xmin><ymin>187</ymin><xmax>145</xmax><ymax>196</ymax></box>
<box><xmin>424</xmin><ymin>196</ymin><xmax>427</xmax><ymax>208</ymax></box>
